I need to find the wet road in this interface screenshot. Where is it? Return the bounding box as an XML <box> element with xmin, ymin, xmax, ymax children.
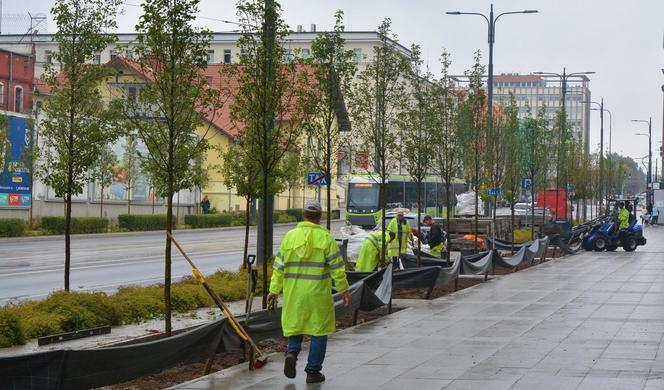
<box><xmin>0</xmin><ymin>221</ymin><xmax>345</xmax><ymax>303</ymax></box>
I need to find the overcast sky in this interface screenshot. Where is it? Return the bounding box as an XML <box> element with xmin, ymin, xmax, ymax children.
<box><xmin>6</xmin><ymin>0</ymin><xmax>664</xmax><ymax>175</ymax></box>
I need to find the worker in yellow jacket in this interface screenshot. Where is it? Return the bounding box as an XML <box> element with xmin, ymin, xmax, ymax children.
<box><xmin>618</xmin><ymin>202</ymin><xmax>630</xmax><ymax>229</ymax></box>
<box><xmin>387</xmin><ymin>210</ymin><xmax>412</xmax><ymax>257</ymax></box>
<box><xmin>268</xmin><ymin>200</ymin><xmax>351</xmax><ymax>384</ymax></box>
<box><xmin>355</xmin><ymin>231</ymin><xmax>396</xmax><ymax>272</ymax></box>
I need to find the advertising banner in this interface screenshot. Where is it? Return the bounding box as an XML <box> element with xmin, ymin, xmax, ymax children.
<box><xmin>0</xmin><ymin>115</ymin><xmax>32</xmax><ymax>207</ymax></box>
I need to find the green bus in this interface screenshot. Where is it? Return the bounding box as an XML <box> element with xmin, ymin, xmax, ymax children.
<box><xmin>346</xmin><ymin>174</ymin><xmax>467</xmax><ymax>228</ymax></box>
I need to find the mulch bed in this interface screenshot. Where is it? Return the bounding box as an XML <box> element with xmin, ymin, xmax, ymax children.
<box><xmin>98</xmin><ymin>307</ymin><xmax>395</xmax><ymax>390</ymax></box>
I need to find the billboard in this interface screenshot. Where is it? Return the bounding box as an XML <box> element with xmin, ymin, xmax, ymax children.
<box><xmin>0</xmin><ymin>115</ymin><xmax>32</xmax><ymax>207</ymax></box>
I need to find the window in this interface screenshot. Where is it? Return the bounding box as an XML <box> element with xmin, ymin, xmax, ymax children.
<box><xmin>93</xmin><ymin>52</ymin><xmax>101</xmax><ymax>64</ymax></box>
<box><xmin>0</xmin><ymin>83</ymin><xmax>4</xmax><ymax>105</ymax></box>
<box><xmin>207</xmin><ymin>50</ymin><xmax>215</xmax><ymax>64</ymax></box>
<box><xmin>110</xmin><ymin>50</ymin><xmax>118</xmax><ymax>60</ymax></box>
<box><xmin>353</xmin><ymin>48</ymin><xmax>362</xmax><ymax>64</ymax></box>
<box><xmin>14</xmin><ymin>86</ymin><xmax>23</xmax><ymax>113</ymax></box>
<box><xmin>283</xmin><ymin>49</ymin><xmax>294</xmax><ymax>62</ymax></box>
<box><xmin>300</xmin><ymin>48</ymin><xmax>310</xmax><ymax>59</ymax></box>
<box><xmin>45</xmin><ymin>50</ymin><xmax>52</xmax><ymax>65</ymax></box>
<box><xmin>127</xmin><ymin>86</ymin><xmax>137</xmax><ymax>103</ymax></box>
<box><xmin>223</xmin><ymin>49</ymin><xmax>231</xmax><ymax>64</ymax></box>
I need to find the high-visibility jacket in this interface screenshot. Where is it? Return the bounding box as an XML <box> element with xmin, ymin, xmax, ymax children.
<box><xmin>269</xmin><ymin>221</ymin><xmax>349</xmax><ymax>337</ymax></box>
<box><xmin>618</xmin><ymin>208</ymin><xmax>629</xmax><ymax>229</ymax></box>
<box><xmin>356</xmin><ymin>231</ymin><xmax>391</xmax><ymax>272</ymax></box>
<box><xmin>387</xmin><ymin>217</ymin><xmax>412</xmax><ymax>257</ymax></box>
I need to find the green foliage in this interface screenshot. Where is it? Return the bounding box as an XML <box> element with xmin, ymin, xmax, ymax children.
<box><xmin>0</xmin><ymin>267</ymin><xmax>266</xmax><ymax>347</ymax></box>
<box><xmin>285</xmin><ymin>208</ymin><xmax>304</xmax><ymax>221</ymax></box>
<box><xmin>303</xmin><ymin>10</ymin><xmax>356</xmax><ymax>228</ymax></box>
<box><xmin>184</xmin><ymin>213</ymin><xmax>234</xmax><ymax>228</ymax></box>
<box><xmin>37</xmin><ymin>0</ymin><xmax>123</xmax><ymax>204</ymax></box>
<box><xmin>347</xmin><ymin>18</ymin><xmax>409</xmax><ymax>264</ymax></box>
<box><xmin>0</xmin><ymin>218</ymin><xmax>27</xmax><ymax>237</ymax></box>
<box><xmin>36</xmin><ymin>291</ymin><xmax>121</xmax><ymax>332</ymax></box>
<box><xmin>0</xmin><ymin>307</ymin><xmax>25</xmax><ymax>347</ymax></box>
<box><xmin>40</xmin><ymin>216</ymin><xmax>109</xmax><ymax>234</ymax></box>
<box><xmin>117</xmin><ymin>214</ymin><xmax>174</xmax><ymax>231</ymax></box>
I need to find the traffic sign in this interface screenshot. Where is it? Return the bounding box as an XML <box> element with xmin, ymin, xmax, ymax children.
<box><xmin>487</xmin><ymin>187</ymin><xmax>502</xmax><ymax>196</ymax></box>
<box><xmin>307</xmin><ymin>172</ymin><xmax>328</xmax><ymax>186</ymax></box>
<box><xmin>521</xmin><ymin>178</ymin><xmax>531</xmax><ymax>189</ymax></box>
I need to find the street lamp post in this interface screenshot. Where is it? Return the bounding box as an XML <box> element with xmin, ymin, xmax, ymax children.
<box><xmin>582</xmin><ymin>100</ymin><xmax>606</xmax><ymax>216</ymax></box>
<box><xmin>592</xmin><ymin>107</ymin><xmax>612</xmax><ymax>195</ymax></box>
<box><xmin>633</xmin><ymin>118</ymin><xmax>652</xmax><ymax>208</ymax></box>
<box><xmin>535</xmin><ymin>70</ymin><xmax>595</xmax><ymax>221</ymax></box>
<box><xmin>446</xmin><ymin>3</ymin><xmax>538</xmax><ymax>152</ymax></box>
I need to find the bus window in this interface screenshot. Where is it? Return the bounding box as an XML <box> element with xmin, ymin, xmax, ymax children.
<box><xmin>347</xmin><ymin>183</ymin><xmax>379</xmax><ymax>211</ymax></box>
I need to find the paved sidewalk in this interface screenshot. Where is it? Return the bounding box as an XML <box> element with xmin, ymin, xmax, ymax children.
<box><xmin>175</xmin><ymin>227</ymin><xmax>664</xmax><ymax>389</ymax></box>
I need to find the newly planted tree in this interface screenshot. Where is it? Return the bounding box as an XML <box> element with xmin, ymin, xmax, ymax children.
<box><xmin>128</xmin><ymin>0</ymin><xmax>220</xmax><ymax>335</ymax></box>
<box><xmin>457</xmin><ymin>51</ymin><xmax>487</xmax><ymax>251</ymax></box>
<box><xmin>303</xmin><ymin>10</ymin><xmax>356</xmax><ymax>230</ymax></box>
<box><xmin>89</xmin><ymin>145</ymin><xmax>118</xmax><ymax>217</ymax></box>
<box><xmin>348</xmin><ymin>18</ymin><xmax>409</xmax><ymax>265</ymax></box>
<box><xmin>122</xmin><ymin>133</ymin><xmax>140</xmax><ymax>214</ymax></box>
<box><xmin>500</xmin><ymin>93</ymin><xmax>523</xmax><ymax>246</ymax></box>
<box><xmin>400</xmin><ymin>44</ymin><xmax>434</xmax><ymax>265</ymax></box>
<box><xmin>432</xmin><ymin>49</ymin><xmax>460</xmax><ymax>262</ymax></box>
<box><xmin>233</xmin><ymin>0</ymin><xmax>310</xmax><ymax>308</ymax></box>
<box><xmin>36</xmin><ymin>0</ymin><xmax>122</xmax><ymax>291</ymax></box>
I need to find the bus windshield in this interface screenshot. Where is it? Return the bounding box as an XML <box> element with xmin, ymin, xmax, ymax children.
<box><xmin>348</xmin><ymin>183</ymin><xmax>379</xmax><ymax>211</ymax></box>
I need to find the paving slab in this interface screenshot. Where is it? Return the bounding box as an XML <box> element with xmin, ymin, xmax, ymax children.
<box><xmin>173</xmin><ymin>226</ymin><xmax>664</xmax><ymax>389</ymax></box>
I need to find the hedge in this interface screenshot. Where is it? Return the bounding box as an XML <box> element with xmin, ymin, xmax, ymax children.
<box><xmin>0</xmin><ymin>218</ymin><xmax>27</xmax><ymax>237</ymax></box>
<box><xmin>40</xmin><ymin>216</ymin><xmax>109</xmax><ymax>234</ymax></box>
<box><xmin>0</xmin><ymin>267</ymin><xmax>270</xmax><ymax>348</ymax></box>
<box><xmin>118</xmin><ymin>214</ymin><xmax>175</xmax><ymax>231</ymax></box>
<box><xmin>184</xmin><ymin>213</ymin><xmax>234</xmax><ymax>228</ymax></box>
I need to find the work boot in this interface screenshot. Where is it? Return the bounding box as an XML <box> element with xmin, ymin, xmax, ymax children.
<box><xmin>306</xmin><ymin>371</ymin><xmax>326</xmax><ymax>384</ymax></box>
<box><xmin>283</xmin><ymin>352</ymin><xmax>297</xmax><ymax>379</ymax></box>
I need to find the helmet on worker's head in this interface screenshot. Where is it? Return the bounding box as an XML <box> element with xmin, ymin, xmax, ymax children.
<box><xmin>619</xmin><ymin>201</ymin><xmax>625</xmax><ymax>208</ymax></box>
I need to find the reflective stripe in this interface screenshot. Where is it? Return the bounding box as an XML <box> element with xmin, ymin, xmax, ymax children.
<box><xmin>328</xmin><ymin>261</ymin><xmax>344</xmax><ymax>270</ymax></box>
<box><xmin>273</xmin><ymin>262</ymin><xmax>285</xmax><ymax>270</ymax></box>
<box><xmin>325</xmin><ymin>252</ymin><xmax>341</xmax><ymax>263</ymax></box>
<box><xmin>283</xmin><ymin>261</ymin><xmax>325</xmax><ymax>268</ymax></box>
<box><xmin>283</xmin><ymin>273</ymin><xmax>330</xmax><ymax>280</ymax></box>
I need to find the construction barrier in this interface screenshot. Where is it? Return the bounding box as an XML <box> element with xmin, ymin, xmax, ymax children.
<box><xmin>0</xmin><ymin>266</ymin><xmax>393</xmax><ymax>390</ymax></box>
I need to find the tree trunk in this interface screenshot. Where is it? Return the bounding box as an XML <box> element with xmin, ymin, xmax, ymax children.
<box><xmin>100</xmin><ymin>184</ymin><xmax>104</xmax><ymax>218</ymax></box>
<box><xmin>445</xmin><ymin>180</ymin><xmax>451</xmax><ymax>263</ymax></box>
<box><xmin>530</xmin><ymin>181</ymin><xmax>535</xmax><ymax>239</ymax></box>
<box><xmin>326</xmin><ymin>177</ymin><xmax>331</xmax><ymax>230</ymax></box>
<box><xmin>165</xmin><ymin>180</ymin><xmax>173</xmax><ymax>336</ymax></box>
<box><xmin>64</xmin><ymin>193</ymin><xmax>71</xmax><ymax>292</ymax></box>
<box><xmin>127</xmin><ymin>178</ymin><xmax>131</xmax><ymax>215</ymax></box>
<box><xmin>243</xmin><ymin>196</ymin><xmax>251</xmax><ymax>270</ymax></box>
<box><xmin>261</xmin><ymin>174</ymin><xmax>269</xmax><ymax>309</ymax></box>
<box><xmin>416</xmin><ymin>180</ymin><xmax>421</xmax><ymax>267</ymax></box>
<box><xmin>510</xmin><ymin>191</ymin><xmax>515</xmax><ymax>254</ymax></box>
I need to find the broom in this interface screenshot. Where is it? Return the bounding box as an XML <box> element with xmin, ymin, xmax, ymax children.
<box><xmin>167</xmin><ymin>232</ymin><xmax>268</xmax><ymax>369</ymax></box>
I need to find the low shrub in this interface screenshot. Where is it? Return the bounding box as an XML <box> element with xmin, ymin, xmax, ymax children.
<box><xmin>512</xmin><ymin>228</ymin><xmax>534</xmax><ymax>243</ymax></box>
<box><xmin>36</xmin><ymin>291</ymin><xmax>121</xmax><ymax>332</ymax></box>
<box><xmin>0</xmin><ymin>218</ymin><xmax>27</xmax><ymax>237</ymax></box>
<box><xmin>184</xmin><ymin>213</ymin><xmax>233</xmax><ymax>228</ymax></box>
<box><xmin>0</xmin><ymin>266</ymin><xmax>266</xmax><ymax>348</ymax></box>
<box><xmin>21</xmin><ymin>309</ymin><xmax>65</xmax><ymax>339</ymax></box>
<box><xmin>118</xmin><ymin>214</ymin><xmax>174</xmax><ymax>232</ymax></box>
<box><xmin>276</xmin><ymin>213</ymin><xmax>297</xmax><ymax>224</ymax></box>
<box><xmin>113</xmin><ymin>286</ymin><xmax>164</xmax><ymax>324</ymax></box>
<box><xmin>0</xmin><ymin>307</ymin><xmax>25</xmax><ymax>348</ymax></box>
<box><xmin>40</xmin><ymin>216</ymin><xmax>109</xmax><ymax>234</ymax></box>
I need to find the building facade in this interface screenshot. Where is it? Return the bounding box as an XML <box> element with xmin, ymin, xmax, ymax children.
<box><xmin>492</xmin><ymin>73</ymin><xmax>592</xmax><ymax>153</ymax></box>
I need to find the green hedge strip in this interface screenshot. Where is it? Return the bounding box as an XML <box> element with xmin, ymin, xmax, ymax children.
<box><xmin>40</xmin><ymin>216</ymin><xmax>109</xmax><ymax>234</ymax></box>
<box><xmin>118</xmin><ymin>214</ymin><xmax>175</xmax><ymax>231</ymax></box>
<box><xmin>0</xmin><ymin>218</ymin><xmax>27</xmax><ymax>237</ymax></box>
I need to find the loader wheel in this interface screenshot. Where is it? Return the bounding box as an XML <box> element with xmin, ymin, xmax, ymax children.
<box><xmin>623</xmin><ymin>236</ymin><xmax>638</xmax><ymax>252</ymax></box>
<box><xmin>582</xmin><ymin>239</ymin><xmax>593</xmax><ymax>251</ymax></box>
<box><xmin>593</xmin><ymin>237</ymin><xmax>607</xmax><ymax>251</ymax></box>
